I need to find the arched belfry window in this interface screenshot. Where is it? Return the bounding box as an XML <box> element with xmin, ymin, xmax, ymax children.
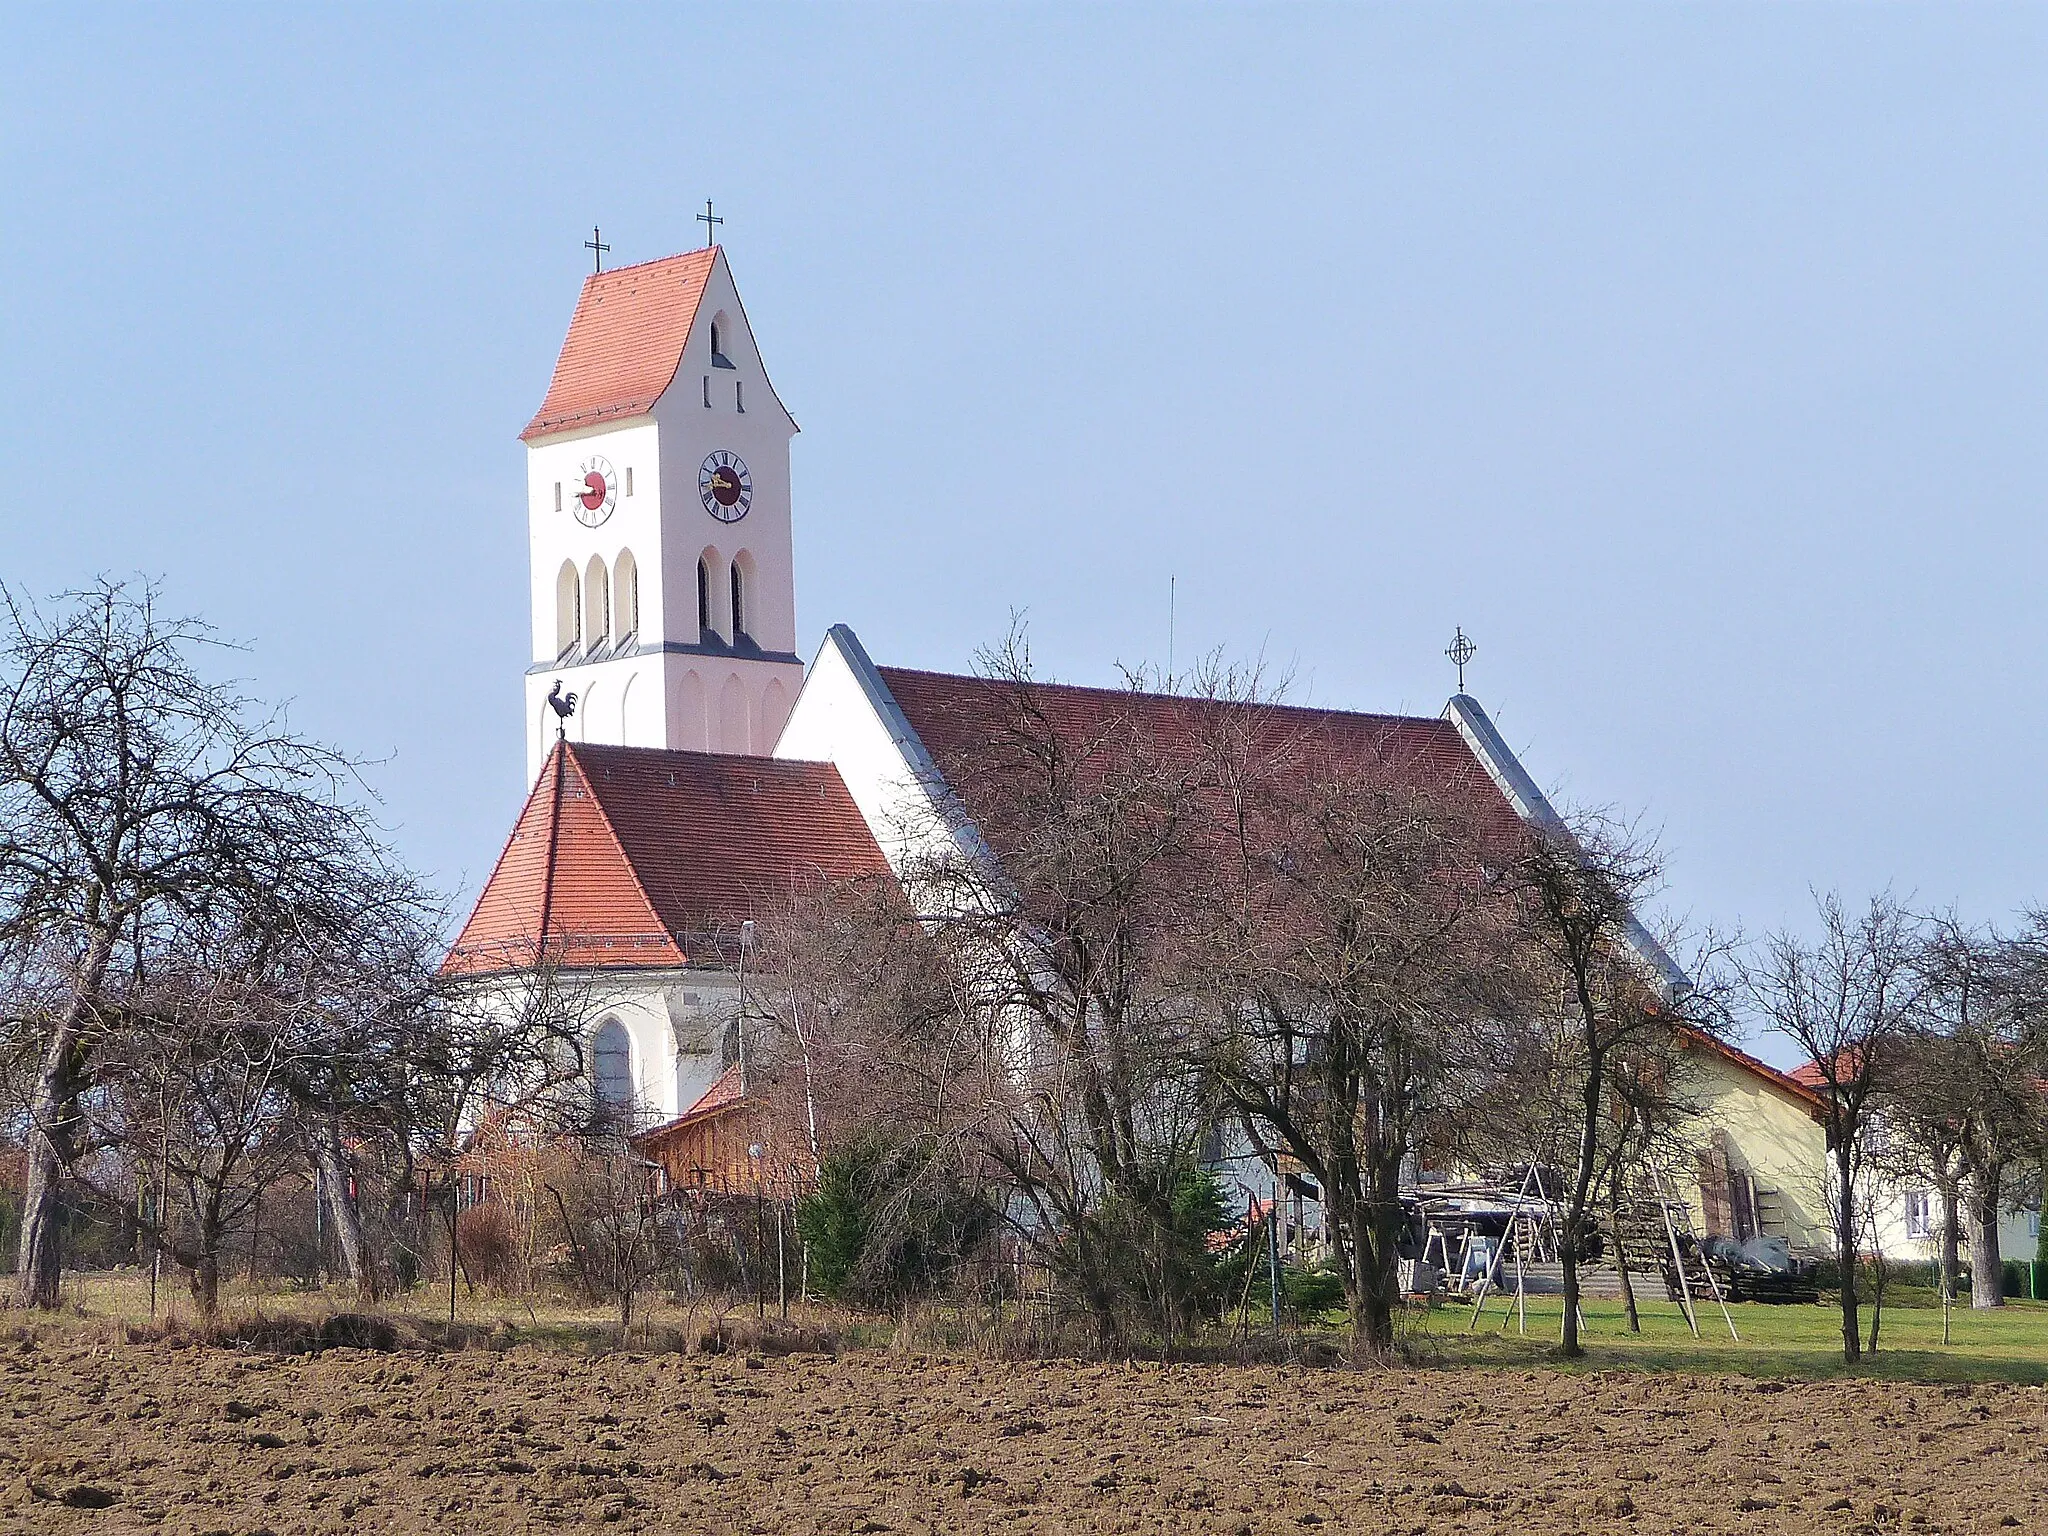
<box><xmin>555</xmin><ymin>561</ymin><xmax>581</xmax><ymax>659</ymax></box>
<box><xmin>615</xmin><ymin>550</ymin><xmax>639</xmax><ymax>642</ymax></box>
<box><xmin>585</xmin><ymin>555</ymin><xmax>610</xmax><ymax>648</ymax></box>
<box><xmin>592</xmin><ymin>1018</ymin><xmax>633</xmax><ymax>1112</ymax></box>
<box><xmin>697</xmin><ymin>557</ymin><xmax>712</xmax><ymax>642</ymax></box>
<box><xmin>730</xmin><ymin>562</ymin><xmax>746</xmax><ymax>642</ymax></box>
<box><xmin>710</xmin><ymin>312</ymin><xmax>734</xmax><ymax>369</ymax></box>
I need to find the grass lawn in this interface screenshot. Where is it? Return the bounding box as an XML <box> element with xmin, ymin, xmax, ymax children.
<box><xmin>35</xmin><ymin>1269</ymin><xmax>2048</xmax><ymax>1384</ymax></box>
<box><xmin>1402</xmin><ymin>1288</ymin><xmax>2048</xmax><ymax>1383</ymax></box>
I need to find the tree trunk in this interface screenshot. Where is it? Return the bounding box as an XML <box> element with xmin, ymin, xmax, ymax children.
<box><xmin>1349</xmin><ymin>1193</ymin><xmax>1397</xmax><ymax>1357</ymax></box>
<box><xmin>1967</xmin><ymin>1167</ymin><xmax>2005</xmax><ymax>1309</ymax></box>
<box><xmin>312</xmin><ymin>1118</ymin><xmax>374</xmax><ymax>1301</ymax></box>
<box><xmin>1939</xmin><ymin>1185</ymin><xmax>1960</xmax><ymax>1305</ymax></box>
<box><xmin>1834</xmin><ymin>1140</ymin><xmax>1861</xmax><ymax>1362</ymax></box>
<box><xmin>15</xmin><ymin>925</ymin><xmax>117</xmax><ymax>1310</ymax></box>
<box><xmin>1610</xmin><ymin>1183</ymin><xmax>1640</xmax><ymax>1334</ymax></box>
<box><xmin>1561</xmin><ymin>1058</ymin><xmax>1605</xmax><ymax>1360</ymax></box>
<box><xmin>190</xmin><ymin>1210</ymin><xmax>224</xmax><ymax>1318</ymax></box>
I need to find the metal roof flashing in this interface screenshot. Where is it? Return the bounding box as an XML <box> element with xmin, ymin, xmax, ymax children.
<box><xmin>1444</xmin><ymin>693</ymin><xmax>1692</xmax><ymax>999</ymax></box>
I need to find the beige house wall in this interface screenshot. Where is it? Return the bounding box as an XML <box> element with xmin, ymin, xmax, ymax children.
<box><xmin>1673</xmin><ymin>1038</ymin><xmax>1830</xmax><ymax>1254</ymax></box>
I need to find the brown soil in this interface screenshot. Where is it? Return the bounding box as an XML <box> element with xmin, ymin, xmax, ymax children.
<box><xmin>2</xmin><ymin>1335</ymin><xmax>2043</xmax><ymax>1534</ymax></box>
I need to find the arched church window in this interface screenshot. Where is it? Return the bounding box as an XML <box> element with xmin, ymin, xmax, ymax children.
<box><xmin>730</xmin><ymin>562</ymin><xmax>746</xmax><ymax>641</ymax></box>
<box><xmin>709</xmin><ymin>319</ymin><xmax>721</xmax><ymax>356</ymax></box>
<box><xmin>592</xmin><ymin>1018</ymin><xmax>633</xmax><ymax>1112</ymax></box>
<box><xmin>585</xmin><ymin>555</ymin><xmax>610</xmax><ymax>647</ymax></box>
<box><xmin>697</xmin><ymin>558</ymin><xmax>712</xmax><ymax>642</ymax></box>
<box><xmin>555</xmin><ymin>561</ymin><xmax>581</xmax><ymax>659</ymax></box>
<box><xmin>710</xmin><ymin>313</ymin><xmax>734</xmax><ymax>368</ymax></box>
<box><xmin>614</xmin><ymin>550</ymin><xmax>639</xmax><ymax>642</ymax></box>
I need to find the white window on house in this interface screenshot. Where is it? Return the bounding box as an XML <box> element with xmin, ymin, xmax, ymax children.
<box><xmin>1905</xmin><ymin>1188</ymin><xmax>1933</xmax><ymax>1240</ymax></box>
<box><xmin>592</xmin><ymin>1018</ymin><xmax>633</xmax><ymax>1112</ymax></box>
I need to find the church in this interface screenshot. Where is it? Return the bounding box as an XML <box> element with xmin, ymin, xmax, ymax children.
<box><xmin>446</xmin><ymin>241</ymin><xmax>1830</xmax><ymax>1252</ymax></box>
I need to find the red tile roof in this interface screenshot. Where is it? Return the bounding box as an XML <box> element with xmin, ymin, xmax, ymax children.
<box><xmin>877</xmin><ymin>664</ymin><xmax>1826</xmax><ymax>1112</ymax></box>
<box><xmin>875</xmin><ymin>665</ymin><xmax>1531</xmax><ymax>848</ymax></box>
<box><xmin>520</xmin><ymin>249</ymin><xmax>717</xmax><ymax>442</ymax></box>
<box><xmin>444</xmin><ymin>740</ymin><xmax>888</xmax><ymax>976</ymax></box>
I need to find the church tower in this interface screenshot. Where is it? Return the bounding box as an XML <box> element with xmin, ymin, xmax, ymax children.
<box><xmin>518</xmin><ymin>246</ymin><xmax>803</xmax><ymax>782</ymax></box>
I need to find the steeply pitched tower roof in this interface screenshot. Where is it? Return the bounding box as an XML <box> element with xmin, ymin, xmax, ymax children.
<box><xmin>444</xmin><ymin>739</ymin><xmax>888</xmax><ymax>975</ymax></box>
<box><xmin>521</xmin><ymin>249</ymin><xmax>718</xmax><ymax>442</ymax></box>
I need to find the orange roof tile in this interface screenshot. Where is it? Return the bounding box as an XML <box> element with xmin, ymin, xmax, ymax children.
<box><xmin>444</xmin><ymin>740</ymin><xmax>889</xmax><ymax>976</ymax></box>
<box><xmin>520</xmin><ymin>249</ymin><xmax>717</xmax><ymax>442</ymax></box>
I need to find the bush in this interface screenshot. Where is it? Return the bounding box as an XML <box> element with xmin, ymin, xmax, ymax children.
<box><xmin>796</xmin><ymin>1135</ymin><xmax>994</xmax><ymax>1307</ymax></box>
<box><xmin>1284</xmin><ymin>1263</ymin><xmax>1346</xmax><ymax>1318</ymax></box>
<box><xmin>1058</xmin><ymin>1161</ymin><xmax>1232</xmax><ymax>1335</ymax></box>
<box><xmin>455</xmin><ymin>1204</ymin><xmax>524</xmax><ymax>1290</ymax></box>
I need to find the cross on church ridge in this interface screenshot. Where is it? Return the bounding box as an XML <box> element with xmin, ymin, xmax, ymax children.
<box><xmin>1446</xmin><ymin>626</ymin><xmax>1477</xmax><ymax>693</ymax></box>
<box><xmin>585</xmin><ymin>226</ymin><xmax>610</xmax><ymax>273</ymax></box>
<box><xmin>698</xmin><ymin>199</ymin><xmax>723</xmax><ymax>247</ymax></box>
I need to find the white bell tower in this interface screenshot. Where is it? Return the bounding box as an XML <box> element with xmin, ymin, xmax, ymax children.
<box><xmin>518</xmin><ymin>244</ymin><xmax>804</xmax><ymax>782</ymax></box>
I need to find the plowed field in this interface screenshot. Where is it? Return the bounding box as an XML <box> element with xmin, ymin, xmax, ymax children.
<box><xmin>3</xmin><ymin>1336</ymin><xmax>2043</xmax><ymax>1534</ymax></box>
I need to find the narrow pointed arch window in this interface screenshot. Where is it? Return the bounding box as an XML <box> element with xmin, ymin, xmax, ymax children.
<box><xmin>592</xmin><ymin>1018</ymin><xmax>633</xmax><ymax>1113</ymax></box>
<box><xmin>585</xmin><ymin>555</ymin><xmax>610</xmax><ymax>648</ymax></box>
<box><xmin>697</xmin><ymin>557</ymin><xmax>711</xmax><ymax>642</ymax></box>
<box><xmin>555</xmin><ymin>561</ymin><xmax>581</xmax><ymax>659</ymax></box>
<box><xmin>730</xmin><ymin>562</ymin><xmax>746</xmax><ymax>642</ymax></box>
<box><xmin>614</xmin><ymin>549</ymin><xmax>639</xmax><ymax>643</ymax></box>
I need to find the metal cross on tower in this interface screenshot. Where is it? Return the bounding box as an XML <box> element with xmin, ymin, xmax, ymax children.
<box><xmin>1446</xmin><ymin>626</ymin><xmax>1478</xmax><ymax>693</ymax></box>
<box><xmin>585</xmin><ymin>226</ymin><xmax>610</xmax><ymax>273</ymax></box>
<box><xmin>698</xmin><ymin>199</ymin><xmax>723</xmax><ymax>247</ymax></box>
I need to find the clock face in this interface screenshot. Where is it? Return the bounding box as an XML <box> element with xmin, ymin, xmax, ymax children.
<box><xmin>700</xmin><ymin>450</ymin><xmax>752</xmax><ymax>523</ymax></box>
<box><xmin>573</xmin><ymin>455</ymin><xmax>617</xmax><ymax>527</ymax></box>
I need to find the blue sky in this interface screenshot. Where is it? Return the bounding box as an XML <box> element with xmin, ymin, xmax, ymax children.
<box><xmin>6</xmin><ymin>6</ymin><xmax>2046</xmax><ymax>1035</ymax></box>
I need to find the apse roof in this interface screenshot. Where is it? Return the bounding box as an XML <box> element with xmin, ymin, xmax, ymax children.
<box><xmin>443</xmin><ymin>739</ymin><xmax>888</xmax><ymax>976</ymax></box>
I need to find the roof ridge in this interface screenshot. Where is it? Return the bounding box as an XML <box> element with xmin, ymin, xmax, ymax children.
<box><xmin>445</xmin><ymin>743</ymin><xmax>564</xmax><ymax>964</ymax></box>
<box><xmin>560</xmin><ymin>740</ymin><xmax>680</xmax><ymax>947</ymax></box>
<box><xmin>876</xmin><ymin>661</ymin><xmax>1455</xmax><ymax>732</ymax></box>
<box><xmin>581</xmin><ymin>246</ymin><xmax>719</xmax><ymax>285</ymax></box>
<box><xmin>571</xmin><ymin>740</ymin><xmax>837</xmax><ymax>772</ymax></box>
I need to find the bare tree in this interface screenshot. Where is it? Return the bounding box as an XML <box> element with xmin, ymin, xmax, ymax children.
<box><xmin>0</xmin><ymin>580</ymin><xmax>373</xmax><ymax>1308</ymax></box>
<box><xmin>1192</xmin><ymin>727</ymin><xmax>1527</xmax><ymax>1355</ymax></box>
<box><xmin>889</xmin><ymin>632</ymin><xmax>1224</xmax><ymax>1345</ymax></box>
<box><xmin>1510</xmin><ymin>815</ymin><xmax>1701</xmax><ymax>1359</ymax></box>
<box><xmin>1744</xmin><ymin>893</ymin><xmax>1918</xmax><ymax>1362</ymax></box>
